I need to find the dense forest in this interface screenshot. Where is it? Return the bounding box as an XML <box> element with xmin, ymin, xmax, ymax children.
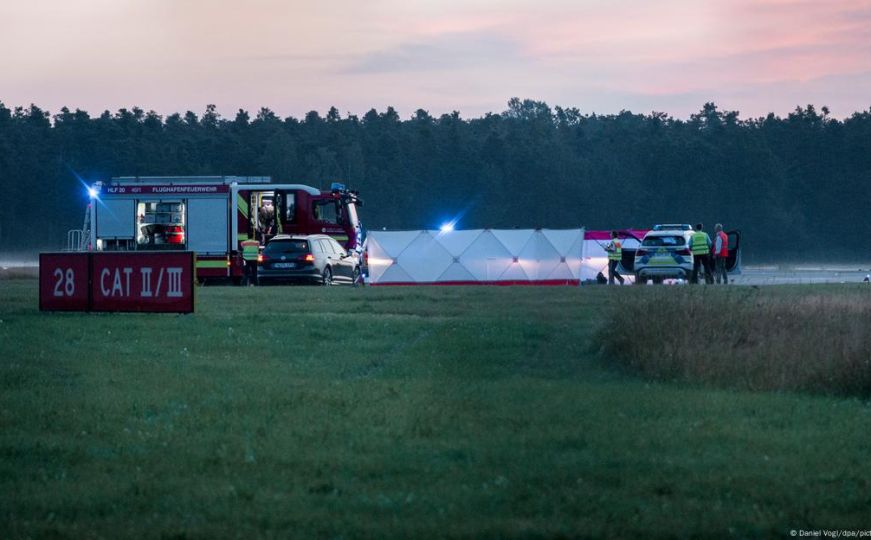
<box><xmin>1</xmin><ymin>98</ymin><xmax>869</xmax><ymax>260</ymax></box>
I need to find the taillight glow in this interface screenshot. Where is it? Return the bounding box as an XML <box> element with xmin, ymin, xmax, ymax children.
<box><xmin>303</xmin><ymin>253</ymin><xmax>315</xmax><ymax>262</ymax></box>
<box><xmin>257</xmin><ymin>254</ymin><xmax>264</xmax><ymax>263</ymax></box>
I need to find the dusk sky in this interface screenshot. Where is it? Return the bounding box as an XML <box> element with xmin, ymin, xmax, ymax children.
<box><xmin>2</xmin><ymin>0</ymin><xmax>870</xmax><ymax>120</ymax></box>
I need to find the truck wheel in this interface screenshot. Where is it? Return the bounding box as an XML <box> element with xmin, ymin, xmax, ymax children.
<box><xmin>652</xmin><ymin>276</ymin><xmax>664</xmax><ymax>285</ymax></box>
<box><xmin>321</xmin><ymin>267</ymin><xmax>333</xmax><ymax>286</ymax></box>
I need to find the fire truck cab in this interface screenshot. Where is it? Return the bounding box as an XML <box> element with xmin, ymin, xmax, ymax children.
<box><xmin>86</xmin><ymin>176</ymin><xmax>364</xmax><ymax>281</ymax></box>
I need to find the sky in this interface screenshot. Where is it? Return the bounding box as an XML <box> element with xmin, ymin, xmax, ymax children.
<box><xmin>2</xmin><ymin>0</ymin><xmax>870</xmax><ymax>120</ymax></box>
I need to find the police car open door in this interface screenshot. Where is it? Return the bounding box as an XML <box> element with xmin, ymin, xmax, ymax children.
<box><xmin>615</xmin><ymin>230</ymin><xmax>644</xmax><ymax>275</ymax></box>
<box><xmin>725</xmin><ymin>230</ymin><xmax>741</xmax><ymax>274</ymax></box>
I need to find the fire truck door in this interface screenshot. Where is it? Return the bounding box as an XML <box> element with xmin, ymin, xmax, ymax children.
<box><xmin>250</xmin><ymin>192</ymin><xmax>276</xmax><ymax>241</ymax></box>
<box><xmin>244</xmin><ymin>192</ymin><xmax>257</xmax><ymax>240</ymax></box>
<box><xmin>275</xmin><ymin>191</ymin><xmax>296</xmax><ymax>233</ymax></box>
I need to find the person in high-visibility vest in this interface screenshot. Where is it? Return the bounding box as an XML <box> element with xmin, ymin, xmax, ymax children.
<box><xmin>689</xmin><ymin>223</ymin><xmax>713</xmax><ymax>284</ymax></box>
<box><xmin>605</xmin><ymin>230</ymin><xmax>625</xmax><ymax>285</ymax></box>
<box><xmin>713</xmin><ymin>223</ymin><xmax>729</xmax><ymax>284</ymax></box>
<box><xmin>240</xmin><ymin>238</ymin><xmax>260</xmax><ymax>286</ymax></box>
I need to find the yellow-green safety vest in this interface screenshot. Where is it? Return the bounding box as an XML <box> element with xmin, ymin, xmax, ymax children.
<box><xmin>690</xmin><ymin>232</ymin><xmax>710</xmax><ymax>255</ymax></box>
<box><xmin>608</xmin><ymin>239</ymin><xmax>622</xmax><ymax>261</ymax></box>
<box><xmin>241</xmin><ymin>240</ymin><xmax>260</xmax><ymax>261</ymax></box>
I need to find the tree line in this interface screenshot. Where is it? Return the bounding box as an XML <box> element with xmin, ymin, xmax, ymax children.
<box><xmin>1</xmin><ymin>98</ymin><xmax>869</xmax><ymax>260</ymax></box>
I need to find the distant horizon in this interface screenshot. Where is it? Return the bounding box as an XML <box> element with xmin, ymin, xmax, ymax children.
<box><xmin>2</xmin><ymin>98</ymin><xmax>865</xmax><ymax>123</ymax></box>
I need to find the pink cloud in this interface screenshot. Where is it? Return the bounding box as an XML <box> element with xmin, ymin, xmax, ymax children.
<box><xmin>2</xmin><ymin>0</ymin><xmax>870</xmax><ymax>120</ymax></box>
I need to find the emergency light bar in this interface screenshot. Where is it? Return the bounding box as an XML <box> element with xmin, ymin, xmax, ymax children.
<box><xmin>653</xmin><ymin>224</ymin><xmax>693</xmax><ymax>231</ymax></box>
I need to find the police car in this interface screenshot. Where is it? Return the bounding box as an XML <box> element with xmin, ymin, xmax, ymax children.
<box><xmin>633</xmin><ymin>228</ymin><xmax>696</xmax><ymax>284</ymax></box>
<box><xmin>631</xmin><ymin>225</ymin><xmax>741</xmax><ymax>284</ymax></box>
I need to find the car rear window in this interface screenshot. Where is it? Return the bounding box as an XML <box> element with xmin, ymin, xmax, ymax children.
<box><xmin>642</xmin><ymin>235</ymin><xmax>685</xmax><ymax>247</ymax></box>
<box><xmin>264</xmin><ymin>240</ymin><xmax>308</xmax><ymax>255</ymax></box>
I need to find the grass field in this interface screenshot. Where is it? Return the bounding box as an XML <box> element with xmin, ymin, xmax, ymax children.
<box><xmin>596</xmin><ymin>286</ymin><xmax>871</xmax><ymax>397</ymax></box>
<box><xmin>1</xmin><ymin>280</ymin><xmax>870</xmax><ymax>538</ymax></box>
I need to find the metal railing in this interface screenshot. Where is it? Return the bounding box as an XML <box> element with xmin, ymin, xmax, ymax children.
<box><xmin>66</xmin><ymin>229</ymin><xmax>85</xmax><ymax>251</ymax></box>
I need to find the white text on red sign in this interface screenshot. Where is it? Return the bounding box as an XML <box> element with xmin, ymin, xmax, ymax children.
<box><xmin>99</xmin><ymin>267</ymin><xmax>184</xmax><ymax>298</ymax></box>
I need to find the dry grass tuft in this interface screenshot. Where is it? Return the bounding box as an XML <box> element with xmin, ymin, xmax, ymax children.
<box><xmin>595</xmin><ymin>287</ymin><xmax>871</xmax><ymax>397</ymax></box>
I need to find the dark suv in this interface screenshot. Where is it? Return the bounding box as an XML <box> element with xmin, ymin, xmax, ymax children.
<box><xmin>258</xmin><ymin>234</ymin><xmax>361</xmax><ymax>285</ymax></box>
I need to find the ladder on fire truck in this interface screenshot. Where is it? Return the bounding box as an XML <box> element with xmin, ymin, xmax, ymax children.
<box><xmin>66</xmin><ymin>203</ymin><xmax>91</xmax><ymax>251</ymax></box>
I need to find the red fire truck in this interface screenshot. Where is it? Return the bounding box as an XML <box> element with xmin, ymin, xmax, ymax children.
<box><xmin>81</xmin><ymin>176</ymin><xmax>365</xmax><ymax>281</ymax></box>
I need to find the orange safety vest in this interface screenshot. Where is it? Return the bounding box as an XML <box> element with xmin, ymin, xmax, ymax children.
<box><xmin>716</xmin><ymin>231</ymin><xmax>728</xmax><ymax>258</ymax></box>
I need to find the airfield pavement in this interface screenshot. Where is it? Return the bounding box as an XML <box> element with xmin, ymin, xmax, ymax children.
<box><xmin>3</xmin><ymin>261</ymin><xmax>871</xmax><ymax>286</ymax></box>
<box><xmin>732</xmin><ymin>265</ymin><xmax>871</xmax><ymax>285</ymax></box>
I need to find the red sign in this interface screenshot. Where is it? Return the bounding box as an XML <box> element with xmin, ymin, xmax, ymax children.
<box><xmin>39</xmin><ymin>252</ymin><xmax>195</xmax><ymax>313</ymax></box>
<box><xmin>90</xmin><ymin>252</ymin><xmax>195</xmax><ymax>312</ymax></box>
<box><xmin>102</xmin><ymin>185</ymin><xmax>228</xmax><ymax>195</ymax></box>
<box><xmin>39</xmin><ymin>253</ymin><xmax>91</xmax><ymax>311</ymax></box>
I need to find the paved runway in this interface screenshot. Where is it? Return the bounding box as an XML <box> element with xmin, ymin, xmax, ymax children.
<box><xmin>731</xmin><ymin>265</ymin><xmax>871</xmax><ymax>285</ymax></box>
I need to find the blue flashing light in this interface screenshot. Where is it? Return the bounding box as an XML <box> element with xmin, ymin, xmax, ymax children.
<box><xmin>88</xmin><ymin>187</ymin><xmax>99</xmax><ymax>199</ymax></box>
<box><xmin>330</xmin><ymin>182</ymin><xmax>346</xmax><ymax>192</ymax></box>
<box><xmin>440</xmin><ymin>222</ymin><xmax>455</xmax><ymax>233</ymax></box>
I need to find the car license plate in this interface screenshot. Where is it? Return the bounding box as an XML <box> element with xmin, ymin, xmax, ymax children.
<box><xmin>273</xmin><ymin>262</ymin><xmax>296</xmax><ymax>269</ymax></box>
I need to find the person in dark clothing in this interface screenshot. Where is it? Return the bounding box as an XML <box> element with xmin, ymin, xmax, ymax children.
<box><xmin>258</xmin><ymin>200</ymin><xmax>275</xmax><ymax>240</ymax></box>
